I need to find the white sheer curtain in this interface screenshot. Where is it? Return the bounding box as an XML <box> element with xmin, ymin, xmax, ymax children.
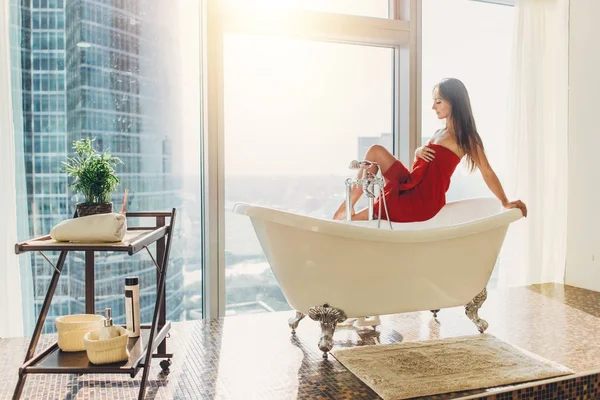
<box><xmin>0</xmin><ymin>0</ymin><xmax>24</xmax><ymax>337</ymax></box>
<box><xmin>498</xmin><ymin>0</ymin><xmax>569</xmax><ymax>287</ymax></box>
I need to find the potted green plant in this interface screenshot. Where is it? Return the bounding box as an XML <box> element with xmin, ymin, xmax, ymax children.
<box><xmin>62</xmin><ymin>137</ymin><xmax>123</xmax><ymax>217</ymax></box>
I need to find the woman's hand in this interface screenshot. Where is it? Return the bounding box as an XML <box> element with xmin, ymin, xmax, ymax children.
<box><xmin>502</xmin><ymin>199</ymin><xmax>527</xmax><ymax>217</ymax></box>
<box><xmin>415</xmin><ymin>144</ymin><xmax>435</xmax><ymax>162</ymax></box>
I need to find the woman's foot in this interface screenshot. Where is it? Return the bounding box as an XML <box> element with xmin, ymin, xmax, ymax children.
<box><xmin>333</xmin><ymin>201</ymin><xmax>353</xmax><ymax>220</ymax></box>
<box><xmin>333</xmin><ymin>186</ymin><xmax>361</xmax><ymax>220</ymax></box>
<box><xmin>333</xmin><ymin>198</ymin><xmax>358</xmax><ymax>220</ymax></box>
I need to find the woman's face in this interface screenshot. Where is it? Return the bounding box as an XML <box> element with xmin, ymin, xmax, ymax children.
<box><xmin>432</xmin><ymin>86</ymin><xmax>452</xmax><ymax>120</ymax></box>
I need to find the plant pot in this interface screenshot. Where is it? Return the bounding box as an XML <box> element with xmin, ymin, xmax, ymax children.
<box><xmin>76</xmin><ymin>202</ymin><xmax>113</xmax><ymax>217</ymax></box>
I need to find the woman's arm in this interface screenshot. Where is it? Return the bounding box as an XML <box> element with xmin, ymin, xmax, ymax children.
<box><xmin>474</xmin><ymin>146</ymin><xmax>528</xmax><ymax>217</ymax></box>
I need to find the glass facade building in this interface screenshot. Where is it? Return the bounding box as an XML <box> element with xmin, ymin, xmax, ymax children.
<box><xmin>17</xmin><ymin>0</ymin><xmax>186</xmax><ymax>333</ymax></box>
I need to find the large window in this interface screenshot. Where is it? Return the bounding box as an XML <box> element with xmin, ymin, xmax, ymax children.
<box><xmin>12</xmin><ymin>0</ymin><xmax>203</xmax><ymax>333</ymax></box>
<box><xmin>223</xmin><ymin>33</ymin><xmax>394</xmax><ymax>315</ymax></box>
<box><xmin>421</xmin><ymin>0</ymin><xmax>514</xmax><ymax>286</ymax></box>
<box><xmin>10</xmin><ymin>0</ymin><xmax>514</xmax><ymax>324</ymax></box>
<box><xmin>422</xmin><ymin>0</ymin><xmax>513</xmax><ymax>200</ymax></box>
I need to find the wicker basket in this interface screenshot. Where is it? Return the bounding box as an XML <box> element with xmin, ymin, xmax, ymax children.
<box><xmin>55</xmin><ymin>314</ymin><xmax>106</xmax><ymax>352</ymax></box>
<box><xmin>76</xmin><ymin>202</ymin><xmax>113</xmax><ymax>217</ymax></box>
<box><xmin>83</xmin><ymin>326</ymin><xmax>130</xmax><ymax>365</ymax></box>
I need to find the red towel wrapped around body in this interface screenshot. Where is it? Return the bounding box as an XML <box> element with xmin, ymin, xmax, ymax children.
<box><xmin>373</xmin><ymin>143</ymin><xmax>461</xmax><ymax>222</ymax></box>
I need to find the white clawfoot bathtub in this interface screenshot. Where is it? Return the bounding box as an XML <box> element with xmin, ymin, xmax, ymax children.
<box><xmin>233</xmin><ymin>197</ymin><xmax>523</xmax><ymax>357</ymax></box>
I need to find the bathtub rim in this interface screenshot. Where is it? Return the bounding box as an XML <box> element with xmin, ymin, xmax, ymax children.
<box><xmin>232</xmin><ymin>197</ymin><xmax>524</xmax><ymax>243</ymax></box>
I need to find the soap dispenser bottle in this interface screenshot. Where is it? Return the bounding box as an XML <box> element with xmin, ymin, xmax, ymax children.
<box><xmin>96</xmin><ymin>307</ymin><xmax>120</xmax><ymax>340</ymax></box>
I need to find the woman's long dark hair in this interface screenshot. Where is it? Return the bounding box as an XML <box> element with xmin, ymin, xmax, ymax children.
<box><xmin>436</xmin><ymin>78</ymin><xmax>484</xmax><ymax>172</ymax></box>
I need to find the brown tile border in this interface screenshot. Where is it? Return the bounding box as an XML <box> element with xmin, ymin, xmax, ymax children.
<box><xmin>457</xmin><ymin>370</ymin><xmax>600</xmax><ymax>400</ymax></box>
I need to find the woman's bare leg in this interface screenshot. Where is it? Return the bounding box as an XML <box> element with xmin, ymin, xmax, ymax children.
<box><xmin>333</xmin><ymin>145</ymin><xmax>398</xmax><ymax>220</ymax></box>
<box><xmin>350</xmin><ymin>207</ymin><xmax>370</xmax><ymax>221</ymax></box>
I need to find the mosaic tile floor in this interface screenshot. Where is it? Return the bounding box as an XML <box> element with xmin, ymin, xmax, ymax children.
<box><xmin>1</xmin><ymin>283</ymin><xmax>600</xmax><ymax>399</ymax></box>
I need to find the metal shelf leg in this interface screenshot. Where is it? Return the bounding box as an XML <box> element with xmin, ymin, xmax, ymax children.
<box><xmin>12</xmin><ymin>251</ymin><xmax>68</xmax><ymax>400</ymax></box>
<box><xmin>138</xmin><ymin>210</ymin><xmax>176</xmax><ymax>400</ymax></box>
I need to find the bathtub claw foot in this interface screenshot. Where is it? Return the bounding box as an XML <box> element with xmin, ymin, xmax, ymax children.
<box><xmin>308</xmin><ymin>303</ymin><xmax>347</xmax><ymax>358</ymax></box>
<box><xmin>288</xmin><ymin>311</ymin><xmax>306</xmax><ymax>334</ymax></box>
<box><xmin>465</xmin><ymin>288</ymin><xmax>489</xmax><ymax>333</ymax></box>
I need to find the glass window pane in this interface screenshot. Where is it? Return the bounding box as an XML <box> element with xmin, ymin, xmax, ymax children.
<box><xmin>421</xmin><ymin>0</ymin><xmax>514</xmax><ymax>288</ymax></box>
<box><xmin>224</xmin><ymin>33</ymin><xmax>393</xmax><ymax>315</ymax></box>
<box><xmin>422</xmin><ymin>0</ymin><xmax>513</xmax><ymax>201</ymax></box>
<box><xmin>225</xmin><ymin>0</ymin><xmax>390</xmax><ymax>19</ymax></box>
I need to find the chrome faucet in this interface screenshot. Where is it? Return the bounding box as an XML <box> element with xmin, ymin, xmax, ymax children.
<box><xmin>345</xmin><ymin>160</ymin><xmax>392</xmax><ymax>229</ymax></box>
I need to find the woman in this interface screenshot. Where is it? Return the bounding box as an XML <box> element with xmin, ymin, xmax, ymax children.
<box><xmin>333</xmin><ymin>77</ymin><xmax>527</xmax><ymax>222</ymax></box>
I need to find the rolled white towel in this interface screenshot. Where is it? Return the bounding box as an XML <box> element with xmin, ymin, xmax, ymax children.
<box><xmin>50</xmin><ymin>213</ymin><xmax>127</xmax><ymax>243</ymax></box>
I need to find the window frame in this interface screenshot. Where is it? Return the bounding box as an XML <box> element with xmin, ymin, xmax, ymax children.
<box><xmin>471</xmin><ymin>0</ymin><xmax>514</xmax><ymax>6</ymax></box>
<box><xmin>202</xmin><ymin>0</ymin><xmax>421</xmax><ymax>317</ymax></box>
